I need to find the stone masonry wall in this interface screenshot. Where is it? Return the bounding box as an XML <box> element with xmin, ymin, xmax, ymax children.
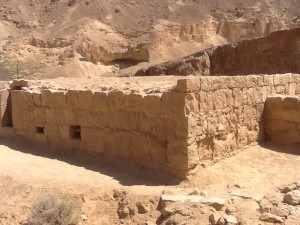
<box><xmin>178</xmin><ymin>73</ymin><xmax>300</xmax><ymax>167</ymax></box>
<box><xmin>0</xmin><ymin>81</ymin><xmax>11</xmax><ymax>127</ymax></box>
<box><xmin>11</xmin><ymin>86</ymin><xmax>189</xmax><ymax>178</ymax></box>
<box><xmin>264</xmin><ymin>95</ymin><xmax>300</xmax><ymax>147</ymax></box>
<box><xmin>134</xmin><ymin>28</ymin><xmax>300</xmax><ymax>76</ymax></box>
<box><xmin>7</xmin><ymin>73</ymin><xmax>300</xmax><ymax>178</ymax></box>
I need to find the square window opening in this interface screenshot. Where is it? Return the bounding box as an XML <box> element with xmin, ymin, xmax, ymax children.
<box><xmin>36</xmin><ymin>127</ymin><xmax>44</xmax><ymax>134</ymax></box>
<box><xmin>70</xmin><ymin>125</ymin><xmax>81</xmax><ymax>140</ymax></box>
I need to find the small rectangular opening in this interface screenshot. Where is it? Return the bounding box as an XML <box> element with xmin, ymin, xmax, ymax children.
<box><xmin>70</xmin><ymin>125</ymin><xmax>81</xmax><ymax>140</ymax></box>
<box><xmin>36</xmin><ymin>127</ymin><xmax>44</xmax><ymax>134</ymax></box>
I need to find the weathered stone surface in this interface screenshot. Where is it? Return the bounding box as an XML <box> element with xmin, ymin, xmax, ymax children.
<box><xmin>202</xmin><ymin>198</ymin><xmax>227</xmax><ymax>211</ymax></box>
<box><xmin>265</xmin><ymin>95</ymin><xmax>300</xmax><ymax>146</ymax></box>
<box><xmin>260</xmin><ymin>212</ymin><xmax>285</xmax><ymax>223</ymax></box>
<box><xmin>283</xmin><ymin>190</ymin><xmax>300</xmax><ymax>206</ymax></box>
<box><xmin>161</xmin><ymin>194</ymin><xmax>203</xmax><ymax>203</ymax></box>
<box><xmin>209</xmin><ymin>212</ymin><xmax>225</xmax><ymax>225</ymax></box>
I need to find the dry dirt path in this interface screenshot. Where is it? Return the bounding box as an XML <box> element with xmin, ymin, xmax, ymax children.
<box><xmin>0</xmin><ymin>140</ymin><xmax>299</xmax><ymax>225</ymax></box>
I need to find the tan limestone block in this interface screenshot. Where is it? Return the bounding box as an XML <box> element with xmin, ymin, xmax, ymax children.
<box><xmin>52</xmin><ymin>91</ymin><xmax>67</xmax><ymax>108</ymax></box>
<box><xmin>62</xmin><ymin>108</ymin><xmax>79</xmax><ymax>125</ymax></box>
<box><xmin>0</xmin><ymin>90</ymin><xmax>10</xmax><ymax>106</ymax></box>
<box><xmin>41</xmin><ymin>90</ymin><xmax>66</xmax><ymax>108</ymax></box>
<box><xmin>78</xmin><ymin>90</ymin><xmax>93</xmax><ymax>109</ymax></box>
<box><xmin>44</xmin><ymin>124</ymin><xmax>60</xmax><ymax>138</ymax></box>
<box><xmin>93</xmin><ymin>92</ymin><xmax>108</xmax><ymax>111</ymax></box>
<box><xmin>263</xmin><ymin>75</ymin><xmax>274</xmax><ymax>86</ymax></box>
<box><xmin>142</xmin><ymin>95</ymin><xmax>162</xmax><ymax>116</ymax></box>
<box><xmin>78</xmin><ymin>110</ymin><xmax>101</xmax><ymax>128</ymax></box>
<box><xmin>33</xmin><ymin>107</ymin><xmax>46</xmax><ymax>124</ymax></box>
<box><xmin>66</xmin><ymin>90</ymin><xmax>79</xmax><ymax>108</ymax></box>
<box><xmin>176</xmin><ymin>78</ymin><xmax>200</xmax><ymax>93</ymax></box>
<box><xmin>210</xmin><ymin>77</ymin><xmax>221</xmax><ymax>91</ymax></box>
<box><xmin>140</xmin><ymin>117</ymin><xmax>168</xmax><ymax>138</ymax></box>
<box><xmin>0</xmin><ymin>105</ymin><xmax>11</xmax><ymax>127</ymax></box>
<box><xmin>245</xmin><ymin>75</ymin><xmax>258</xmax><ymax>88</ymax></box>
<box><xmin>58</xmin><ymin>125</ymin><xmax>71</xmax><ymax>139</ymax></box>
<box><xmin>233</xmin><ymin>88</ymin><xmax>243</xmax><ymax>107</ymax></box>
<box><xmin>124</xmin><ymin>94</ymin><xmax>143</xmax><ymax>112</ymax></box>
<box><xmin>212</xmin><ymin>89</ymin><xmax>226</xmax><ymax>110</ymax></box>
<box><xmin>108</xmin><ymin>91</ymin><xmax>124</xmax><ymax>111</ymax></box>
<box><xmin>185</xmin><ymin>93</ymin><xmax>199</xmax><ymax>115</ymax></box>
<box><xmin>11</xmin><ymin>90</ymin><xmax>25</xmax><ymax>108</ymax></box>
<box><xmin>22</xmin><ymin>91</ymin><xmax>34</xmax><ymax>107</ymax></box>
<box><xmin>199</xmin><ymin>77</ymin><xmax>211</xmax><ymax>91</ymax></box>
<box><xmin>161</xmin><ymin>92</ymin><xmax>185</xmax><ymax>117</ymax></box>
<box><xmin>41</xmin><ymin>89</ymin><xmax>53</xmax><ymax>107</ymax></box>
<box><xmin>32</xmin><ymin>92</ymin><xmax>42</xmax><ymax>106</ymax></box>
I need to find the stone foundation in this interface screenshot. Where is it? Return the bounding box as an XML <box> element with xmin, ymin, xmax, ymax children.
<box><xmin>1</xmin><ymin>73</ymin><xmax>300</xmax><ymax>178</ymax></box>
<box><xmin>264</xmin><ymin>95</ymin><xmax>300</xmax><ymax>147</ymax></box>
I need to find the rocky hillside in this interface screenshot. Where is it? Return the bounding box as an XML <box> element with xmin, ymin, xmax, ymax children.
<box><xmin>0</xmin><ymin>0</ymin><xmax>299</xmax><ymax>79</ymax></box>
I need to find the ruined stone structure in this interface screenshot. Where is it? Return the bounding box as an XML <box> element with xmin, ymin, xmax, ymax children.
<box><xmin>0</xmin><ymin>74</ymin><xmax>299</xmax><ymax>178</ymax></box>
<box><xmin>134</xmin><ymin>28</ymin><xmax>300</xmax><ymax>76</ymax></box>
<box><xmin>264</xmin><ymin>95</ymin><xmax>300</xmax><ymax>147</ymax></box>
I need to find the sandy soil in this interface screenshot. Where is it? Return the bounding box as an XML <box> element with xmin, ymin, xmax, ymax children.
<box><xmin>0</xmin><ymin>138</ymin><xmax>299</xmax><ymax>225</ymax></box>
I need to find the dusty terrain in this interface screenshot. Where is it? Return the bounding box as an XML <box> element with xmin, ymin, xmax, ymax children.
<box><xmin>0</xmin><ymin>139</ymin><xmax>300</xmax><ymax>225</ymax></box>
<box><xmin>0</xmin><ymin>0</ymin><xmax>300</xmax><ymax>79</ymax></box>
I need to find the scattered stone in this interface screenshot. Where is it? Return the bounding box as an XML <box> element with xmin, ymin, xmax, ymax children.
<box><xmin>202</xmin><ymin>198</ymin><xmax>227</xmax><ymax>211</ymax></box>
<box><xmin>225</xmin><ymin>204</ymin><xmax>236</xmax><ymax>214</ymax></box>
<box><xmin>136</xmin><ymin>202</ymin><xmax>149</xmax><ymax>214</ymax></box>
<box><xmin>279</xmin><ymin>183</ymin><xmax>300</xmax><ymax>194</ymax></box>
<box><xmin>283</xmin><ymin>190</ymin><xmax>300</xmax><ymax>206</ymax></box>
<box><xmin>260</xmin><ymin>212</ymin><xmax>285</xmax><ymax>223</ymax></box>
<box><xmin>224</xmin><ymin>214</ymin><xmax>238</xmax><ymax>224</ymax></box>
<box><xmin>270</xmin><ymin>204</ymin><xmax>291</xmax><ymax>218</ymax></box>
<box><xmin>161</xmin><ymin>194</ymin><xmax>202</xmax><ymax>203</ymax></box>
<box><xmin>209</xmin><ymin>211</ymin><xmax>225</xmax><ymax>225</ymax></box>
<box><xmin>80</xmin><ymin>214</ymin><xmax>88</xmax><ymax>221</ymax></box>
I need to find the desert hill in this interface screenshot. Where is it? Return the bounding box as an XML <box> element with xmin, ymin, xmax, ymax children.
<box><xmin>0</xmin><ymin>0</ymin><xmax>299</xmax><ymax>79</ymax></box>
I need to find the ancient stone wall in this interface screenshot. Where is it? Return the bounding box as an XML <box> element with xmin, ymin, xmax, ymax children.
<box><xmin>134</xmin><ymin>28</ymin><xmax>300</xmax><ymax>77</ymax></box>
<box><xmin>264</xmin><ymin>95</ymin><xmax>300</xmax><ymax>147</ymax></box>
<box><xmin>10</xmin><ymin>84</ymin><xmax>189</xmax><ymax>178</ymax></box>
<box><xmin>0</xmin><ymin>81</ymin><xmax>11</xmax><ymax>127</ymax></box>
<box><xmin>178</xmin><ymin>73</ymin><xmax>300</xmax><ymax>167</ymax></box>
<box><xmin>6</xmin><ymin>73</ymin><xmax>300</xmax><ymax>178</ymax></box>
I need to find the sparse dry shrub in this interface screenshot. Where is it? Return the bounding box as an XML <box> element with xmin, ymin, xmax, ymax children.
<box><xmin>27</xmin><ymin>195</ymin><xmax>78</xmax><ymax>225</ymax></box>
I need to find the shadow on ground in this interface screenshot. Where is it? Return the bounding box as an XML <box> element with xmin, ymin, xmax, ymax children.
<box><xmin>259</xmin><ymin>142</ymin><xmax>299</xmax><ymax>155</ymax></box>
<box><xmin>0</xmin><ymin>137</ymin><xmax>181</xmax><ymax>186</ymax></box>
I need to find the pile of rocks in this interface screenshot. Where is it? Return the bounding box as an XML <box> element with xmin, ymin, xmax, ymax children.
<box><xmin>259</xmin><ymin>182</ymin><xmax>300</xmax><ymax>224</ymax></box>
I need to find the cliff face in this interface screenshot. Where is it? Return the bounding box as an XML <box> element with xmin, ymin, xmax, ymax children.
<box><xmin>134</xmin><ymin>28</ymin><xmax>300</xmax><ymax>76</ymax></box>
<box><xmin>0</xmin><ymin>0</ymin><xmax>300</xmax><ymax>79</ymax></box>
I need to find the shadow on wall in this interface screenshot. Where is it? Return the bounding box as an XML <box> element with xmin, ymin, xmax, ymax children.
<box><xmin>0</xmin><ymin>137</ymin><xmax>181</xmax><ymax>186</ymax></box>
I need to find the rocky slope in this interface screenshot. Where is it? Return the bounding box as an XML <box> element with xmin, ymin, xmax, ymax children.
<box><xmin>0</xmin><ymin>0</ymin><xmax>299</xmax><ymax>79</ymax></box>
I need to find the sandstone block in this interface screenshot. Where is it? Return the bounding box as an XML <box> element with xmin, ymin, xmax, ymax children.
<box><xmin>124</xmin><ymin>94</ymin><xmax>143</xmax><ymax>112</ymax></box>
<box><xmin>62</xmin><ymin>108</ymin><xmax>79</xmax><ymax>125</ymax></box>
<box><xmin>66</xmin><ymin>90</ymin><xmax>79</xmax><ymax>108</ymax></box>
<box><xmin>41</xmin><ymin>90</ymin><xmax>66</xmax><ymax>108</ymax></box>
<box><xmin>78</xmin><ymin>90</ymin><xmax>93</xmax><ymax>109</ymax></box>
<box><xmin>176</xmin><ymin>78</ymin><xmax>200</xmax><ymax>92</ymax></box>
<box><xmin>0</xmin><ymin>90</ymin><xmax>10</xmax><ymax>106</ymax></box>
<box><xmin>93</xmin><ymin>92</ymin><xmax>108</xmax><ymax>111</ymax></box>
<box><xmin>44</xmin><ymin>124</ymin><xmax>60</xmax><ymax>138</ymax></box>
<box><xmin>161</xmin><ymin>92</ymin><xmax>185</xmax><ymax>117</ymax></box>
<box><xmin>32</xmin><ymin>92</ymin><xmax>42</xmax><ymax>106</ymax></box>
<box><xmin>185</xmin><ymin>93</ymin><xmax>199</xmax><ymax>114</ymax></box>
<box><xmin>78</xmin><ymin>110</ymin><xmax>101</xmax><ymax>128</ymax></box>
<box><xmin>108</xmin><ymin>91</ymin><xmax>124</xmax><ymax>111</ymax></box>
<box><xmin>33</xmin><ymin>107</ymin><xmax>46</xmax><ymax>124</ymax></box>
<box><xmin>142</xmin><ymin>95</ymin><xmax>162</xmax><ymax>116</ymax></box>
<box><xmin>0</xmin><ymin>105</ymin><xmax>11</xmax><ymax>127</ymax></box>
